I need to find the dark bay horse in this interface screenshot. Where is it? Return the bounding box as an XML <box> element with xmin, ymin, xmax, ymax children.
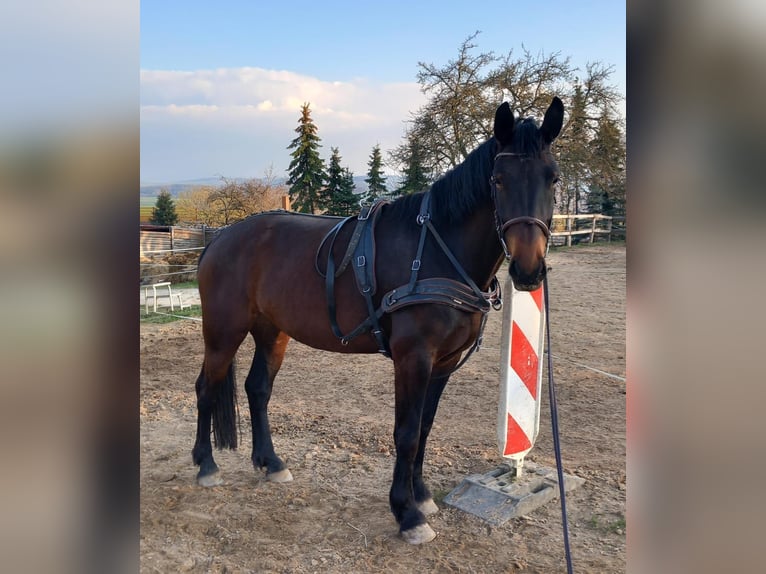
<box><xmin>192</xmin><ymin>97</ymin><xmax>564</xmax><ymax>544</ymax></box>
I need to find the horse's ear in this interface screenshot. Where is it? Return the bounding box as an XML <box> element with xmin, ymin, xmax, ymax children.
<box><xmin>541</xmin><ymin>96</ymin><xmax>564</xmax><ymax>144</ymax></box>
<box><xmin>494</xmin><ymin>102</ymin><xmax>515</xmax><ymax>145</ymax></box>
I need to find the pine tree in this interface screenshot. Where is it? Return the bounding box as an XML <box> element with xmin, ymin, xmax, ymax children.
<box><xmin>364</xmin><ymin>144</ymin><xmax>387</xmax><ymax>202</ymax></box>
<box><xmin>286</xmin><ymin>103</ymin><xmax>327</xmax><ymax>213</ymax></box>
<box><xmin>325</xmin><ymin>148</ymin><xmax>359</xmax><ymax>216</ymax></box>
<box><xmin>395</xmin><ymin>133</ymin><xmax>430</xmax><ymax>196</ymax></box>
<box><xmin>150</xmin><ymin>189</ymin><xmax>179</xmax><ymax>226</ymax></box>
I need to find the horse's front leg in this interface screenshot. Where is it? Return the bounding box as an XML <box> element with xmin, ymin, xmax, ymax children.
<box><xmin>389</xmin><ymin>349</ymin><xmax>435</xmax><ymax>544</ymax></box>
<box><xmin>412</xmin><ymin>364</ymin><xmax>456</xmax><ymax>517</ymax></box>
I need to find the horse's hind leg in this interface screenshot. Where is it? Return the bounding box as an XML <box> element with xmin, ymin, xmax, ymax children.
<box><xmin>192</xmin><ymin>330</ymin><xmax>247</xmax><ymax>487</ymax></box>
<box><xmin>245</xmin><ymin>322</ymin><xmax>292</xmax><ymax>482</ymax></box>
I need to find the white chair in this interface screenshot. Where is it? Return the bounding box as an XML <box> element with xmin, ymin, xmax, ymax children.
<box><xmin>144</xmin><ymin>282</ymin><xmax>173</xmax><ymax>314</ymax></box>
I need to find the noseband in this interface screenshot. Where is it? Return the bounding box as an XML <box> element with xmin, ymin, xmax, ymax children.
<box><xmin>491</xmin><ymin>152</ymin><xmax>551</xmax><ymax>260</ymax></box>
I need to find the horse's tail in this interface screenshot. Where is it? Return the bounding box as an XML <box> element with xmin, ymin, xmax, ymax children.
<box><xmin>212</xmin><ymin>360</ymin><xmax>239</xmax><ymax>450</ymax></box>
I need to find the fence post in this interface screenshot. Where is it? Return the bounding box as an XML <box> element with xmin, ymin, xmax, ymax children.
<box><xmin>170</xmin><ymin>226</ymin><xmax>175</xmax><ymax>254</ymax></box>
<box><xmin>566</xmin><ymin>216</ymin><xmax>572</xmax><ymax>247</ymax></box>
<box><xmin>607</xmin><ymin>216</ymin><xmax>612</xmax><ymax>242</ymax></box>
<box><xmin>590</xmin><ymin>216</ymin><xmax>596</xmax><ymax>244</ymax></box>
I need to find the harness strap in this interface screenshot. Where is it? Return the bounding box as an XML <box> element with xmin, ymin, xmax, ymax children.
<box><xmin>351</xmin><ymin>210</ymin><xmax>390</xmax><ymax>356</ymax></box>
<box><xmin>318</xmin><ymin>191</ymin><xmax>501</xmax><ymax>370</ymax></box>
<box><xmin>384</xmin><ymin>278</ymin><xmax>493</xmax><ymax>314</ymax></box>
<box><xmin>321</xmin><ymin>200</ymin><xmax>391</xmax><ymax>356</ymax></box>
<box><xmin>450</xmin><ymin>312</ymin><xmax>489</xmax><ymax>372</ymax></box>
<box><xmin>315</xmin><ymin>206</ymin><xmax>373</xmax><ymax>280</ymax></box>
<box><xmin>407</xmin><ymin>192</ymin><xmax>486</xmax><ymax>303</ymax></box>
<box><xmin>424</xmin><ymin>219</ymin><xmax>487</xmax><ymax>298</ymax></box>
<box><xmin>325</xmin><ymin>234</ymin><xmax>344</xmax><ymax>340</ymax></box>
<box><xmin>406</xmin><ymin>195</ymin><xmax>431</xmax><ymax>295</ymax></box>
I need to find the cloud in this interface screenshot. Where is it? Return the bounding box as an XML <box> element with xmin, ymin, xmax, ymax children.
<box><xmin>140</xmin><ymin>67</ymin><xmax>426</xmax><ymax>182</ymax></box>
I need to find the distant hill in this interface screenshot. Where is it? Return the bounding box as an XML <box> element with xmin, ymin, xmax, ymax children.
<box><xmin>140</xmin><ymin>177</ymin><xmax>253</xmax><ymax>199</ymax></box>
<box><xmin>140</xmin><ymin>175</ymin><xmax>403</xmax><ymax>199</ymax></box>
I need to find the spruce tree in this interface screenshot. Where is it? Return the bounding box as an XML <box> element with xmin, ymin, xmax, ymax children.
<box><xmin>396</xmin><ymin>134</ymin><xmax>430</xmax><ymax>196</ymax></box>
<box><xmin>364</xmin><ymin>144</ymin><xmax>387</xmax><ymax>202</ymax></box>
<box><xmin>150</xmin><ymin>189</ymin><xmax>179</xmax><ymax>226</ymax></box>
<box><xmin>342</xmin><ymin>169</ymin><xmax>358</xmax><ymax>211</ymax></box>
<box><xmin>286</xmin><ymin>103</ymin><xmax>327</xmax><ymax>213</ymax></box>
<box><xmin>325</xmin><ymin>148</ymin><xmax>359</xmax><ymax>216</ymax></box>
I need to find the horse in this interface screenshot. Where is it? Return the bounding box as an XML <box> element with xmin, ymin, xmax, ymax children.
<box><xmin>192</xmin><ymin>97</ymin><xmax>564</xmax><ymax>544</ymax></box>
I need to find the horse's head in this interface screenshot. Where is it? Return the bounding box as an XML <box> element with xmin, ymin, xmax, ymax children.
<box><xmin>491</xmin><ymin>97</ymin><xmax>564</xmax><ymax>291</ymax></box>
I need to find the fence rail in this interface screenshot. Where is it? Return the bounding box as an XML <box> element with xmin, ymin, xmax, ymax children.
<box><xmin>550</xmin><ymin>214</ymin><xmax>624</xmax><ymax>246</ymax></box>
<box><xmin>140</xmin><ymin>216</ymin><xmax>625</xmax><ymax>260</ymax></box>
<box><xmin>140</xmin><ymin>226</ymin><xmax>217</xmax><ymax>257</ymax></box>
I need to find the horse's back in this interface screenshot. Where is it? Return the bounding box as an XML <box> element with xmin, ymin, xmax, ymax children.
<box><xmin>197</xmin><ymin>211</ymin><xmax>372</xmax><ymax>350</ymax></box>
<box><xmin>198</xmin><ymin>210</ymin><xmax>338</xmax><ymax>295</ymax></box>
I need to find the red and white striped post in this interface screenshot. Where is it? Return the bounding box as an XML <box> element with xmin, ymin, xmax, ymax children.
<box><xmin>497</xmin><ymin>275</ymin><xmax>546</xmax><ymax>476</ymax></box>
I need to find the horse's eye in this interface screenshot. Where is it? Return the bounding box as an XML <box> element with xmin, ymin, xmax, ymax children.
<box><xmin>552</xmin><ymin>176</ymin><xmax>559</xmax><ymax>184</ymax></box>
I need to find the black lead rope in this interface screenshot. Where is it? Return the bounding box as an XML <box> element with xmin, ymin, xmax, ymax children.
<box><xmin>544</xmin><ymin>278</ymin><xmax>574</xmax><ymax>574</ymax></box>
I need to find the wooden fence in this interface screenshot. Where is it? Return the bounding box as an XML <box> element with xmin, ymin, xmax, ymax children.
<box><xmin>550</xmin><ymin>214</ymin><xmax>625</xmax><ymax>246</ymax></box>
<box><xmin>139</xmin><ymin>215</ymin><xmax>625</xmax><ymax>258</ymax></box>
<box><xmin>139</xmin><ymin>226</ymin><xmax>217</xmax><ymax>257</ymax></box>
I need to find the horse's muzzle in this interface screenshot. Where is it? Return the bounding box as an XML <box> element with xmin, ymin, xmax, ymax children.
<box><xmin>508</xmin><ymin>257</ymin><xmax>547</xmax><ymax>291</ymax></box>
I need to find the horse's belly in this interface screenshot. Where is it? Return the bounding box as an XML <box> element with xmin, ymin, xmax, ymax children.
<box><xmin>255</xmin><ymin>258</ymin><xmax>380</xmax><ymax>354</ymax></box>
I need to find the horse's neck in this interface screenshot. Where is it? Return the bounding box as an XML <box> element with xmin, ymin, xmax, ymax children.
<box><xmin>437</xmin><ymin>201</ymin><xmax>504</xmax><ymax>290</ymax></box>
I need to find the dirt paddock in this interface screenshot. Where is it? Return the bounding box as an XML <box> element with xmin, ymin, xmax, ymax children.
<box><xmin>140</xmin><ymin>244</ymin><xmax>625</xmax><ymax>573</ymax></box>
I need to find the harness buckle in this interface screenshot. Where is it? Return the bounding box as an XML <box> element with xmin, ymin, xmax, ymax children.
<box><xmin>411</xmin><ymin>259</ymin><xmax>421</xmax><ymax>271</ymax></box>
<box><xmin>416</xmin><ymin>213</ymin><xmax>430</xmax><ymax>225</ymax></box>
<box><xmin>358</xmin><ymin>204</ymin><xmax>372</xmax><ymax>220</ymax></box>
<box><xmin>356</xmin><ymin>255</ymin><xmax>366</xmax><ymax>267</ymax></box>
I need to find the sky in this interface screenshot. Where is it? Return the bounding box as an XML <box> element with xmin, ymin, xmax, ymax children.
<box><xmin>140</xmin><ymin>0</ymin><xmax>625</xmax><ymax>184</ymax></box>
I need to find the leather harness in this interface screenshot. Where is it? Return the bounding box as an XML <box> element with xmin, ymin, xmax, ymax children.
<box><xmin>315</xmin><ymin>191</ymin><xmax>502</xmax><ymax>366</ymax></box>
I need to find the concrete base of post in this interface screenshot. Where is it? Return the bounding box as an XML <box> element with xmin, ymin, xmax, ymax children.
<box><xmin>443</xmin><ymin>461</ymin><xmax>585</xmax><ymax>526</ymax></box>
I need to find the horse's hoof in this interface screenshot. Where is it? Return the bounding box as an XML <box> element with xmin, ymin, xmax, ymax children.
<box><xmin>401</xmin><ymin>523</ymin><xmax>436</xmax><ymax>545</ymax></box>
<box><xmin>417</xmin><ymin>498</ymin><xmax>439</xmax><ymax>516</ymax></box>
<box><xmin>267</xmin><ymin>468</ymin><xmax>293</xmax><ymax>483</ymax></box>
<box><xmin>197</xmin><ymin>471</ymin><xmax>223</xmax><ymax>487</ymax></box>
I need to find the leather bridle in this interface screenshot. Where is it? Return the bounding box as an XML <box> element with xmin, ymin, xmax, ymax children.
<box><xmin>490</xmin><ymin>152</ymin><xmax>552</xmax><ymax>260</ymax></box>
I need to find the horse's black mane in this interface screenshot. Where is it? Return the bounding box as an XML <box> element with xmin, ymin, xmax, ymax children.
<box><xmin>386</xmin><ymin>117</ymin><xmax>542</xmax><ymax>224</ymax></box>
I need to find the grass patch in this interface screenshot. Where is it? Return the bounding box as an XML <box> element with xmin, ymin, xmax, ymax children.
<box><xmin>608</xmin><ymin>516</ymin><xmax>626</xmax><ymax>534</ymax></box>
<box><xmin>432</xmin><ymin>488</ymin><xmax>451</xmax><ymax>504</ymax></box>
<box><xmin>172</xmin><ymin>280</ymin><xmax>199</xmax><ymax>290</ymax></box>
<box><xmin>587</xmin><ymin>513</ymin><xmax>625</xmax><ymax>535</ymax></box>
<box><xmin>140</xmin><ymin>305</ymin><xmax>202</xmax><ymax>323</ymax></box>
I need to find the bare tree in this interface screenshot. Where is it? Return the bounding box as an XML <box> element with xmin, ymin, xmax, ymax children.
<box><xmin>176</xmin><ymin>185</ymin><xmax>218</xmax><ymax>226</ymax></box>
<box><xmin>391</xmin><ymin>33</ymin><xmax>625</xmax><ymax>215</ymax></box>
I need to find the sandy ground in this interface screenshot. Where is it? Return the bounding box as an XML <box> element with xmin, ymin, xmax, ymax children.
<box><xmin>140</xmin><ymin>244</ymin><xmax>625</xmax><ymax>573</ymax></box>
